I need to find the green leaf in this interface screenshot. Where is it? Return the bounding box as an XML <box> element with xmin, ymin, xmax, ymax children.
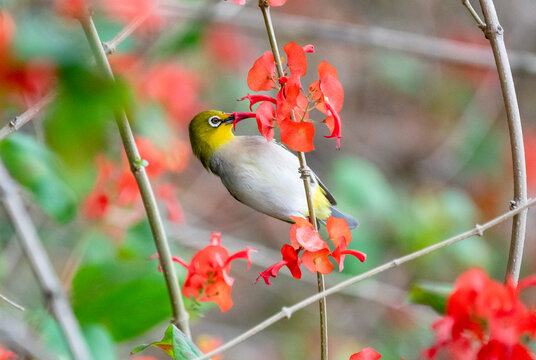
<box><xmin>407</xmin><ymin>281</ymin><xmax>451</xmax><ymax>314</ymax></box>
<box><xmin>72</xmin><ymin>259</ymin><xmax>172</xmax><ymax>341</ymax></box>
<box><xmin>132</xmin><ymin>324</ymin><xmax>205</xmax><ymax>359</ymax></box>
<box><xmin>0</xmin><ymin>133</ymin><xmax>77</xmax><ymax>222</ymax></box>
<box><xmin>44</xmin><ymin>65</ymin><xmax>132</xmax><ymax>173</ymax></box>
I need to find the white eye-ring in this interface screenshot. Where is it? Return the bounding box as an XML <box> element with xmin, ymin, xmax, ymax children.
<box><xmin>208</xmin><ymin>116</ymin><xmax>222</xmax><ymax>127</ymax></box>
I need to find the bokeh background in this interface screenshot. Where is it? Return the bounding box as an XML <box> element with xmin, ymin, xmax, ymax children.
<box><xmin>1</xmin><ymin>0</ymin><xmax>536</xmax><ymax>358</ymax></box>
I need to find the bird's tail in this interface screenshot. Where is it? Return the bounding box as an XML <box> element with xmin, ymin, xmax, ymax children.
<box><xmin>319</xmin><ymin>207</ymin><xmax>359</xmax><ymax>229</ymax></box>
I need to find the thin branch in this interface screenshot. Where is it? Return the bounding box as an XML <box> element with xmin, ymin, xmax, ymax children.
<box><xmin>0</xmin><ymin>161</ymin><xmax>91</xmax><ymax>360</ymax></box>
<box><xmin>0</xmin><ymin>91</ymin><xmax>56</xmax><ymax>142</ymax></box>
<box><xmin>103</xmin><ymin>14</ymin><xmax>149</xmax><ymax>54</ymax></box>
<box><xmin>258</xmin><ymin>2</ymin><xmax>327</xmax><ymax>358</ymax></box>
<box><xmin>194</xmin><ymin>197</ymin><xmax>536</xmax><ymax>360</ymax></box>
<box><xmin>462</xmin><ymin>0</ymin><xmax>486</xmax><ymax>28</ymax></box>
<box><xmin>475</xmin><ymin>0</ymin><xmax>528</xmax><ymax>284</ymax></box>
<box><xmin>0</xmin><ymin>293</ymin><xmax>25</xmax><ymax>311</ymax></box>
<box><xmin>78</xmin><ymin>15</ymin><xmax>191</xmax><ymax>338</ymax></box>
<box><xmin>162</xmin><ymin>2</ymin><xmax>536</xmax><ymax>75</ymax></box>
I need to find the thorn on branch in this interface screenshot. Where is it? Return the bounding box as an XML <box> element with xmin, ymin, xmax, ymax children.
<box><xmin>281</xmin><ymin>306</ymin><xmax>292</xmax><ymax>319</ymax></box>
<box><xmin>9</xmin><ymin>118</ymin><xmax>18</xmax><ymax>128</ymax></box>
<box><xmin>510</xmin><ymin>200</ymin><xmax>518</xmax><ymax>210</ymax></box>
<box><xmin>475</xmin><ymin>224</ymin><xmax>484</xmax><ymax>237</ymax></box>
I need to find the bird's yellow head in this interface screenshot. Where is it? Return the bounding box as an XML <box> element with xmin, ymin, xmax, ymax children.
<box><xmin>189</xmin><ymin>110</ymin><xmax>255</xmax><ymax>169</ymax></box>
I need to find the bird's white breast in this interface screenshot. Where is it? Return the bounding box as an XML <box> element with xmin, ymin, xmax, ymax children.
<box><xmin>210</xmin><ymin>136</ymin><xmax>311</xmax><ymax>222</ymax></box>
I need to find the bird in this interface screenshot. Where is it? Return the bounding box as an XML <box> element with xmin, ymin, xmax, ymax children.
<box><xmin>188</xmin><ymin>110</ymin><xmax>358</xmax><ymax>229</ymax></box>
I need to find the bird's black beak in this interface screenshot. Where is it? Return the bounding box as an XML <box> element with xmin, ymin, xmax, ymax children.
<box><xmin>223</xmin><ymin>112</ymin><xmax>256</xmax><ymax>130</ymax></box>
<box><xmin>224</xmin><ymin>114</ymin><xmax>235</xmax><ymax>124</ymax></box>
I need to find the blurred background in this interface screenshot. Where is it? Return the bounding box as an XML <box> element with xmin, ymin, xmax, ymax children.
<box><xmin>1</xmin><ymin>0</ymin><xmax>536</xmax><ymax>358</ymax></box>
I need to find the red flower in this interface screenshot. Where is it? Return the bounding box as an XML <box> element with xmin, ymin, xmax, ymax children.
<box><xmin>424</xmin><ymin>268</ymin><xmax>536</xmax><ymax>359</ymax></box>
<box><xmin>54</xmin><ymin>0</ymin><xmax>88</xmax><ymax>19</ymax></box>
<box><xmin>279</xmin><ymin>119</ymin><xmax>315</xmax><ymax>152</ymax></box>
<box><xmin>255</xmin><ymin>101</ymin><xmax>276</xmax><ymax>142</ymax></box>
<box><xmin>168</xmin><ymin>233</ymin><xmax>256</xmax><ymax>311</ymax></box>
<box><xmin>257</xmin><ymin>244</ymin><xmax>301</xmax><ymax>285</ymax></box>
<box><xmin>283</xmin><ymin>42</ymin><xmax>307</xmax><ymax>77</ymax></box>
<box><xmin>0</xmin><ymin>11</ymin><xmax>15</xmax><ymax>53</ymax></box>
<box><xmin>350</xmin><ymin>348</ymin><xmax>382</xmax><ymax>360</ymax></box>
<box><xmin>141</xmin><ymin>62</ymin><xmax>201</xmax><ymax>124</ymax></box>
<box><xmin>302</xmin><ymin>248</ymin><xmax>333</xmax><ymax>274</ymax></box>
<box><xmin>247</xmin><ymin>51</ymin><xmax>276</xmax><ymax>92</ymax></box>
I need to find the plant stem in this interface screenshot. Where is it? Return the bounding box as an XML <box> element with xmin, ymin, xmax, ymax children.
<box><xmin>193</xmin><ymin>197</ymin><xmax>536</xmax><ymax>360</ymax></box>
<box><xmin>258</xmin><ymin>2</ymin><xmax>328</xmax><ymax>358</ymax></box>
<box><xmin>0</xmin><ymin>161</ymin><xmax>91</xmax><ymax>360</ymax></box>
<box><xmin>78</xmin><ymin>15</ymin><xmax>191</xmax><ymax>338</ymax></box>
<box><xmin>476</xmin><ymin>0</ymin><xmax>528</xmax><ymax>284</ymax></box>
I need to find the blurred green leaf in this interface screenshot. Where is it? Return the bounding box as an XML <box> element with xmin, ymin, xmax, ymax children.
<box><xmin>14</xmin><ymin>12</ymin><xmax>89</xmax><ymax>64</ymax></box>
<box><xmin>153</xmin><ymin>21</ymin><xmax>206</xmax><ymax>57</ymax></box>
<box><xmin>373</xmin><ymin>50</ymin><xmax>426</xmax><ymax>97</ymax></box>
<box><xmin>72</xmin><ymin>259</ymin><xmax>172</xmax><ymax>341</ymax></box>
<box><xmin>407</xmin><ymin>281</ymin><xmax>451</xmax><ymax>314</ymax></box>
<box><xmin>44</xmin><ymin>65</ymin><xmax>132</xmax><ymax>173</ymax></box>
<box><xmin>84</xmin><ymin>324</ymin><xmax>117</xmax><ymax>360</ymax></box>
<box><xmin>0</xmin><ymin>133</ymin><xmax>77</xmax><ymax>222</ymax></box>
<box><xmin>132</xmin><ymin>324</ymin><xmax>204</xmax><ymax>359</ymax></box>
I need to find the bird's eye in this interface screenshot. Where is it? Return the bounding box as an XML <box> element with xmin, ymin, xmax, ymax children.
<box><xmin>208</xmin><ymin>116</ymin><xmax>222</xmax><ymax>128</ymax></box>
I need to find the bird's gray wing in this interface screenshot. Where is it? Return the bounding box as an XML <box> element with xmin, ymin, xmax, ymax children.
<box><xmin>273</xmin><ymin>139</ymin><xmax>338</xmax><ymax>206</ymax></box>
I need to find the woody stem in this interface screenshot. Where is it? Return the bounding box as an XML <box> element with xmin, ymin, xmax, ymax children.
<box><xmin>259</xmin><ymin>2</ymin><xmax>328</xmax><ymax>359</ymax></box>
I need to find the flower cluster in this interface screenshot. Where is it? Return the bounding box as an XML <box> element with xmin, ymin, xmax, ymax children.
<box><xmin>424</xmin><ymin>268</ymin><xmax>536</xmax><ymax>359</ymax></box>
<box><xmin>154</xmin><ymin>233</ymin><xmax>256</xmax><ymax>312</ymax></box>
<box><xmin>236</xmin><ymin>42</ymin><xmax>344</xmax><ymax>152</ymax></box>
<box><xmin>257</xmin><ymin>217</ymin><xmax>366</xmax><ymax>285</ymax></box>
<box><xmin>82</xmin><ymin>137</ymin><xmax>188</xmax><ymax>234</ymax></box>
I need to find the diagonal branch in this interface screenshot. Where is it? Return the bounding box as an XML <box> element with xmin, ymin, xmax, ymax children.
<box><xmin>78</xmin><ymin>15</ymin><xmax>191</xmax><ymax>338</ymax></box>
<box><xmin>0</xmin><ymin>161</ymin><xmax>91</xmax><ymax>360</ymax></box>
<box><xmin>473</xmin><ymin>0</ymin><xmax>528</xmax><ymax>284</ymax></box>
<box><xmin>193</xmin><ymin>197</ymin><xmax>536</xmax><ymax>360</ymax></box>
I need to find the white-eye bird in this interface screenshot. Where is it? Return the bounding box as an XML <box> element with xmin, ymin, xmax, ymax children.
<box><xmin>188</xmin><ymin>110</ymin><xmax>358</xmax><ymax>229</ymax></box>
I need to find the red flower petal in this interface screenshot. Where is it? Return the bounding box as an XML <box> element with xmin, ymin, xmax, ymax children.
<box><xmin>225</xmin><ymin>246</ymin><xmax>257</xmax><ymax>269</ymax></box>
<box><xmin>255</xmin><ymin>101</ymin><xmax>276</xmax><ymax>142</ymax></box>
<box><xmin>267</xmin><ymin>0</ymin><xmax>287</xmax><ymax>6</ymax></box>
<box><xmin>238</xmin><ymin>93</ymin><xmax>276</xmax><ymax>111</ymax></box>
<box><xmin>350</xmin><ymin>347</ymin><xmax>382</xmax><ymax>360</ymax></box>
<box><xmin>247</xmin><ymin>51</ymin><xmax>276</xmax><ymax>92</ymax></box>
<box><xmin>284</xmin><ymin>41</ymin><xmax>307</xmax><ymax>77</ymax></box>
<box><xmin>302</xmin><ymin>249</ymin><xmax>333</xmax><ymax>274</ymax></box>
<box><xmin>326</xmin><ymin>216</ymin><xmax>352</xmax><ymax>247</ymax></box>
<box><xmin>281</xmin><ymin>244</ymin><xmax>301</xmax><ymax>279</ymax></box>
<box><xmin>302</xmin><ymin>44</ymin><xmax>315</xmax><ymax>53</ymax></box>
<box><xmin>256</xmin><ymin>261</ymin><xmax>287</xmax><ymax>285</ymax></box>
<box><xmin>294</xmin><ymin>226</ymin><xmax>326</xmax><ymax>252</ymax></box>
<box><xmin>279</xmin><ymin>119</ymin><xmax>315</xmax><ymax>152</ymax></box>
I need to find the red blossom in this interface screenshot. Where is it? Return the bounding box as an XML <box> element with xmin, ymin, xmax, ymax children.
<box><xmin>0</xmin><ymin>11</ymin><xmax>15</xmax><ymax>53</ymax></box>
<box><xmin>141</xmin><ymin>62</ymin><xmax>201</xmax><ymax>124</ymax></box>
<box><xmin>255</xmin><ymin>101</ymin><xmax>276</xmax><ymax>142</ymax></box>
<box><xmin>350</xmin><ymin>347</ymin><xmax>382</xmax><ymax>360</ymax></box>
<box><xmin>82</xmin><ymin>191</ymin><xmax>109</xmax><ymax>219</ymax></box>
<box><xmin>279</xmin><ymin>119</ymin><xmax>315</xmax><ymax>152</ymax></box>
<box><xmin>424</xmin><ymin>268</ymin><xmax>536</xmax><ymax>359</ymax></box>
<box><xmin>284</xmin><ymin>41</ymin><xmax>307</xmax><ymax>77</ymax></box>
<box><xmin>247</xmin><ymin>51</ymin><xmax>276</xmax><ymax>92</ymax></box>
<box><xmin>302</xmin><ymin>248</ymin><xmax>334</xmax><ymax>274</ymax></box>
<box><xmin>238</xmin><ymin>93</ymin><xmax>276</xmax><ymax>111</ymax></box>
<box><xmin>162</xmin><ymin>233</ymin><xmax>256</xmax><ymax>311</ymax></box>
<box><xmin>54</xmin><ymin>0</ymin><xmax>88</xmax><ymax>19</ymax></box>
<box><xmin>257</xmin><ymin>244</ymin><xmax>301</xmax><ymax>285</ymax></box>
